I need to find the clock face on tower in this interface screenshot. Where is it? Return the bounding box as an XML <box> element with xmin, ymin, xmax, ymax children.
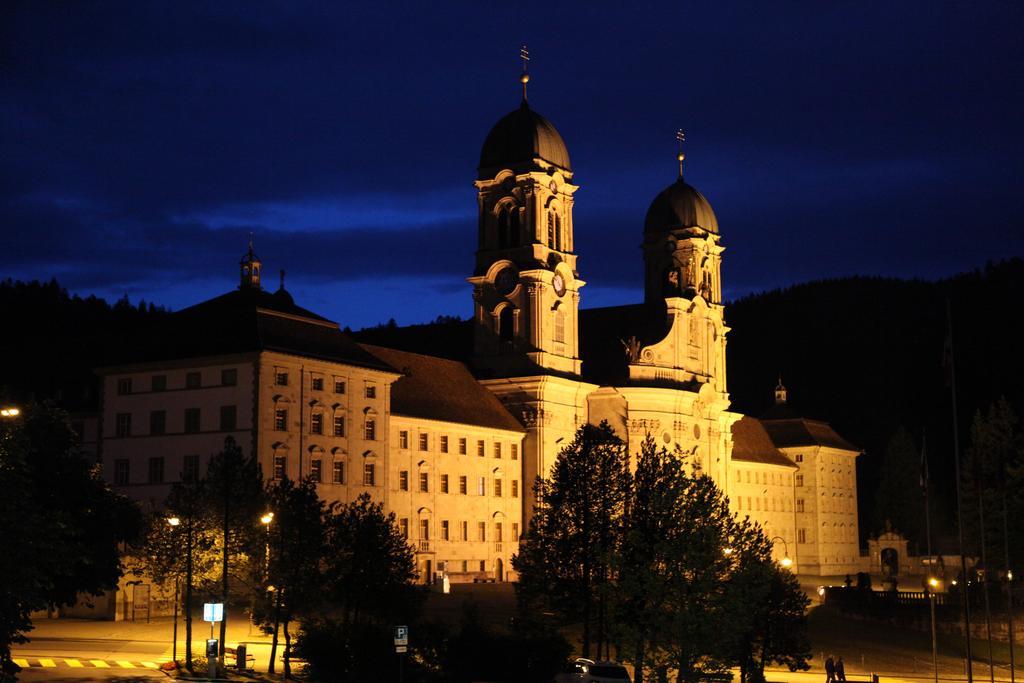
<box><xmin>552</xmin><ymin>273</ymin><xmax>566</xmax><ymax>297</ymax></box>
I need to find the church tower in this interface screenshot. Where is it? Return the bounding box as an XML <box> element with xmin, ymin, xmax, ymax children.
<box><xmin>239</xmin><ymin>237</ymin><xmax>262</xmax><ymax>289</ymax></box>
<box><xmin>469</xmin><ymin>53</ymin><xmax>583</xmax><ymax>377</ymax></box>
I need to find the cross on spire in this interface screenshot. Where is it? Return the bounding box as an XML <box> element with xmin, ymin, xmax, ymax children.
<box><xmin>520</xmin><ymin>45</ymin><xmax>530</xmax><ymax>102</ymax></box>
<box><xmin>676</xmin><ymin>129</ymin><xmax>686</xmax><ymax>179</ymax></box>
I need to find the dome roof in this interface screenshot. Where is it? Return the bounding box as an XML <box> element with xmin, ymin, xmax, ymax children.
<box><xmin>478</xmin><ymin>102</ymin><xmax>571</xmax><ymax>178</ymax></box>
<box><xmin>644</xmin><ymin>178</ymin><xmax>719</xmax><ymax>235</ymax></box>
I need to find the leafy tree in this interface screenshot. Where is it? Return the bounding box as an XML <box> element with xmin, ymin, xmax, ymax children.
<box><xmin>514</xmin><ymin>421</ymin><xmax>631</xmax><ymax>659</ymax></box>
<box><xmin>872</xmin><ymin>427</ymin><xmax>924</xmax><ymax>546</ymax></box>
<box><xmin>0</xmin><ymin>402</ymin><xmax>140</xmax><ymax>680</ymax></box>
<box><xmin>264</xmin><ymin>477</ymin><xmax>326</xmax><ymax>677</ymax></box>
<box><xmin>201</xmin><ymin>437</ymin><xmax>265</xmax><ymax>654</ymax></box>
<box><xmin>322</xmin><ymin>493</ymin><xmax>419</xmax><ymax>629</ymax></box>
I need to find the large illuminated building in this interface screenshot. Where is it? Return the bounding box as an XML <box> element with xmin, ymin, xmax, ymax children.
<box><xmin>98</xmin><ymin>67</ymin><xmax>861</xmax><ymax>580</ymax></box>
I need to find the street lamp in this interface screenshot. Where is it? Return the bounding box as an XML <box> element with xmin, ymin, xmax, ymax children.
<box><xmin>261</xmin><ymin>512</ymin><xmax>273</xmax><ymax>580</ymax></box>
<box><xmin>0</xmin><ymin>406</ymin><xmax>20</xmax><ymax>418</ymax></box>
<box><xmin>769</xmin><ymin>536</ymin><xmax>793</xmax><ymax>570</ymax></box>
<box><xmin>167</xmin><ymin>516</ymin><xmax>181</xmax><ymax>665</ymax></box>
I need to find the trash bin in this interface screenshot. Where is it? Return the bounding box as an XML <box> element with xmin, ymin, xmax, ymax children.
<box><xmin>236</xmin><ymin>644</ymin><xmax>247</xmax><ymax>670</ymax></box>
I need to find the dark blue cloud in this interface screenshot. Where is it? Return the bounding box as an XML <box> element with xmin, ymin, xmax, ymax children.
<box><xmin>2</xmin><ymin>1</ymin><xmax>1022</xmax><ymax>328</ymax></box>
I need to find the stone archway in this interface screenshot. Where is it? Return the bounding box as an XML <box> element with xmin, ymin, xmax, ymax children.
<box><xmin>495</xmin><ymin>558</ymin><xmax>504</xmax><ymax>582</ymax></box>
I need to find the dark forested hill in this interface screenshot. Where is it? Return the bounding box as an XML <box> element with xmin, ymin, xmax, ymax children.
<box><xmin>726</xmin><ymin>258</ymin><xmax>1024</xmax><ymax>548</ymax></box>
<box><xmin>0</xmin><ymin>279</ymin><xmax>168</xmax><ymax>411</ymax></box>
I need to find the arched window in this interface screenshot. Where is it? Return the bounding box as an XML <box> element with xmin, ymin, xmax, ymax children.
<box><xmin>509</xmin><ymin>208</ymin><xmax>520</xmax><ymax>247</ymax></box>
<box><xmin>498</xmin><ymin>208</ymin><xmax>510</xmax><ymax>248</ymax></box>
<box><xmin>547</xmin><ymin>213</ymin><xmax>555</xmax><ymax>248</ymax></box>
<box><xmin>555</xmin><ymin>214</ymin><xmax>562</xmax><ymax>251</ymax></box>
<box><xmin>499</xmin><ymin>307</ymin><xmax>514</xmax><ymax>343</ymax></box>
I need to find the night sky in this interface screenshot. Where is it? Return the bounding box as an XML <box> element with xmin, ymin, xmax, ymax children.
<box><xmin>3</xmin><ymin>2</ymin><xmax>1022</xmax><ymax>329</ymax></box>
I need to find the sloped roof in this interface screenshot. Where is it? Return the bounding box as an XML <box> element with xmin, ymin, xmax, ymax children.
<box><xmin>359</xmin><ymin>344</ymin><xmax>525</xmax><ymax>433</ymax></box>
<box><xmin>731</xmin><ymin>416</ymin><xmax>797</xmax><ymax>468</ymax></box>
<box><xmin>761</xmin><ymin>417</ymin><xmax>859</xmax><ymax>452</ymax></box>
<box><xmin>105</xmin><ymin>287</ymin><xmax>391</xmax><ymax>371</ymax></box>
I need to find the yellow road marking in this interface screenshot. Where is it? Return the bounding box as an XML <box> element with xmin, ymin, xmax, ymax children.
<box><xmin>65</xmin><ymin>658</ymin><xmax>84</xmax><ymax>667</ymax></box>
<box><xmin>142</xmin><ymin>661</ymin><xmax>159</xmax><ymax>668</ymax></box>
<box><xmin>116</xmin><ymin>660</ymin><xmax>135</xmax><ymax>668</ymax></box>
<box><xmin>13</xmin><ymin>659</ymin><xmax>29</xmax><ymax>668</ymax></box>
<box><xmin>90</xmin><ymin>659</ymin><xmax>110</xmax><ymax>668</ymax></box>
<box><xmin>38</xmin><ymin>658</ymin><xmax>56</xmax><ymax>668</ymax></box>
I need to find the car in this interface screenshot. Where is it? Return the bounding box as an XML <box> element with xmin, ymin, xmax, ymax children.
<box><xmin>554</xmin><ymin>657</ymin><xmax>632</xmax><ymax>683</ymax></box>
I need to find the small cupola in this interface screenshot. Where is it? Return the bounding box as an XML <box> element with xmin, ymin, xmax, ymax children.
<box><xmin>239</xmin><ymin>236</ymin><xmax>261</xmax><ymax>290</ymax></box>
<box><xmin>774</xmin><ymin>376</ymin><xmax>788</xmax><ymax>405</ymax></box>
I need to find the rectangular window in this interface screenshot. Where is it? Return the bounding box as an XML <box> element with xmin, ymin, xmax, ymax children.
<box><xmin>495</xmin><ymin>522</ymin><xmax>503</xmax><ymax>542</ymax></box>
<box><xmin>184</xmin><ymin>408</ymin><xmax>201</xmax><ymax>434</ymax></box>
<box><xmin>512</xmin><ymin>522</ymin><xmax>520</xmax><ymax>542</ymax></box>
<box><xmin>365</xmin><ymin>385</ymin><xmax>377</xmax><ymax>399</ymax></box>
<box><xmin>494</xmin><ymin>478</ymin><xmax>502</xmax><ymax>497</ymax></box>
<box><xmin>275</xmin><ymin>371</ymin><xmax>288</xmax><ymax>386</ymax></box>
<box><xmin>274</xmin><ymin>408</ymin><xmax>288</xmax><ymax>431</ymax></box>
<box><xmin>419</xmin><ymin>472</ymin><xmax>429</xmax><ymax>492</ymax></box>
<box><xmin>511</xmin><ymin>480</ymin><xmax>519</xmax><ymax>498</ymax></box>
<box><xmin>151</xmin><ymin>375</ymin><xmax>167</xmax><ymax>392</ymax></box>
<box><xmin>459</xmin><ymin>475</ymin><xmax>467</xmax><ymax>495</ymax></box>
<box><xmin>333</xmin><ymin>414</ymin><xmax>345</xmax><ymax>437</ymax></box>
<box><xmin>798</xmin><ymin>528</ymin><xmax>807</xmax><ymax>544</ymax></box>
<box><xmin>480</xmin><ymin>560</ymin><xmax>486</xmax><ymax>572</ymax></box>
<box><xmin>796</xmin><ymin>474</ymin><xmax>804</xmax><ymax>487</ymax></box>
<box><xmin>117</xmin><ymin>378</ymin><xmax>132</xmax><ymax>395</ymax></box>
<box><xmin>182</xmin><ymin>454</ymin><xmax>200</xmax><ymax>483</ymax></box>
<box><xmin>440</xmin><ymin>436</ymin><xmax>449</xmax><ymax>453</ymax></box>
<box><xmin>221</xmin><ymin>368</ymin><xmax>237</xmax><ymax>386</ymax></box>
<box><xmin>364</xmin><ymin>418</ymin><xmax>376</xmax><ymax>440</ymax></box>
<box><xmin>796</xmin><ymin>453</ymin><xmax>804</xmax><ymax>462</ymax></box>
<box><xmin>796</xmin><ymin>498</ymin><xmax>805</xmax><ymax>512</ymax></box>
<box><xmin>399</xmin><ymin>471</ymin><xmax>409</xmax><ymax>491</ymax></box>
<box><xmin>478</xmin><ymin>522</ymin><xmax>486</xmax><ymax>542</ymax></box>
<box><xmin>332</xmin><ymin>461</ymin><xmax>345</xmax><ymax>484</ymax></box>
<box><xmin>150</xmin><ymin>410</ymin><xmax>166</xmax><ymax>435</ymax></box>
<box><xmin>554</xmin><ymin>310</ymin><xmax>565</xmax><ymax>343</ymax></box>
<box><xmin>441</xmin><ymin>474</ymin><xmax>449</xmax><ymax>493</ymax></box>
<box><xmin>399</xmin><ymin>518</ymin><xmax>409</xmax><ymax>539</ymax></box>
<box><xmin>419</xmin><ymin>519</ymin><xmax>429</xmax><ymax>540</ymax></box>
<box><xmin>310</xmin><ymin>412</ymin><xmax>323</xmax><ymax>435</ymax></box>
<box><xmin>220</xmin><ymin>405</ymin><xmax>237</xmax><ymax>431</ymax></box>
<box><xmin>399</xmin><ymin>431</ymin><xmax>409</xmax><ymax>449</ymax></box>
<box><xmin>186</xmin><ymin>372</ymin><xmax>201</xmax><ymax>389</ymax></box>
<box><xmin>419</xmin><ymin>433</ymin><xmax>429</xmax><ymax>451</ymax></box>
<box><xmin>273</xmin><ymin>456</ymin><xmax>286</xmax><ymax>480</ymax></box>
<box><xmin>363</xmin><ymin>463</ymin><xmax>376</xmax><ymax>486</ymax></box>
<box><xmin>116</xmin><ymin>412</ymin><xmax>132</xmax><ymax>437</ymax></box>
<box><xmin>441</xmin><ymin>520</ymin><xmax>450</xmax><ymax>540</ymax></box>
<box><xmin>334</xmin><ymin>379</ymin><xmax>346</xmax><ymax>394</ymax></box>
<box><xmin>114</xmin><ymin>459</ymin><xmax>129</xmax><ymax>485</ymax></box>
<box><xmin>461</xmin><ymin>521</ymin><xmax>468</xmax><ymax>541</ymax></box>
<box><xmin>458</xmin><ymin>438</ymin><xmax>467</xmax><ymax>455</ymax></box>
<box><xmin>311</xmin><ymin>376</ymin><xmax>324</xmax><ymax>391</ymax></box>
<box><xmin>494</xmin><ymin>443</ymin><xmax>502</xmax><ymax>459</ymax></box>
<box><xmin>310</xmin><ymin>459</ymin><xmax>322</xmax><ymax>483</ymax></box>
<box><xmin>477</xmin><ymin>476</ymin><xmax>486</xmax><ymax>496</ymax></box>
<box><xmin>511</xmin><ymin>444</ymin><xmax>518</xmax><ymax>460</ymax></box>
<box><xmin>477</xmin><ymin>440</ymin><xmax>485</xmax><ymax>457</ymax></box>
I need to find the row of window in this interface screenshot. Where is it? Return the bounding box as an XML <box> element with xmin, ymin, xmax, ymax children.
<box><xmin>735</xmin><ymin>469</ymin><xmax>793</xmax><ymax>487</ymax></box>
<box><xmin>117</xmin><ymin>369</ymin><xmax>237</xmax><ymax>395</ymax></box>
<box><xmin>113</xmin><ymin>454</ymin><xmax>200</xmax><ymax>486</ymax></box>
<box><xmin>737</xmin><ymin>496</ymin><xmax>792</xmax><ymax>513</ymax></box>
<box><xmin>397</xmin><ymin>471</ymin><xmax>519</xmax><ymax>497</ymax></box>
<box><xmin>273</xmin><ymin>371</ymin><xmax>369</xmax><ymax>398</ymax></box>
<box><xmin>272</xmin><ymin>456</ymin><xmax>373</xmax><ymax>485</ymax></box>
<box><xmin>398</xmin><ymin>518</ymin><xmax>520</xmax><ymax>544</ymax></box>
<box><xmin>115</xmin><ymin>406</ymin><xmax>238</xmax><ymax>437</ymax></box>
<box><xmin>397</xmin><ymin>431</ymin><xmax>519</xmax><ymax>460</ymax></box>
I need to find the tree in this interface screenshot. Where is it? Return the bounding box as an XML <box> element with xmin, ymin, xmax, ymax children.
<box><xmin>0</xmin><ymin>402</ymin><xmax>141</xmax><ymax>680</ymax></box>
<box><xmin>264</xmin><ymin>477</ymin><xmax>325</xmax><ymax>678</ymax></box>
<box><xmin>514</xmin><ymin>422</ymin><xmax>631</xmax><ymax>659</ymax></box>
<box><xmin>201</xmin><ymin>437</ymin><xmax>265</xmax><ymax>655</ymax></box>
<box><xmin>872</xmin><ymin>427</ymin><xmax>924</xmax><ymax>546</ymax></box>
<box><xmin>321</xmin><ymin>493</ymin><xmax>419</xmax><ymax>629</ymax></box>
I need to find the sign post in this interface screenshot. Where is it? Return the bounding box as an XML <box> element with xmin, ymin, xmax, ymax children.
<box><xmin>394</xmin><ymin>625</ymin><xmax>408</xmax><ymax>683</ymax></box>
<box><xmin>203</xmin><ymin>603</ymin><xmax>223</xmax><ymax>679</ymax></box>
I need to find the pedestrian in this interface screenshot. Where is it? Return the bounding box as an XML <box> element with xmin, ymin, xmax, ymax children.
<box><xmin>825</xmin><ymin>655</ymin><xmax>836</xmax><ymax>683</ymax></box>
<box><xmin>836</xmin><ymin>656</ymin><xmax>846</xmax><ymax>682</ymax></box>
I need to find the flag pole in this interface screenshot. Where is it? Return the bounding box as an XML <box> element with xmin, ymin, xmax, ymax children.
<box><xmin>923</xmin><ymin>431</ymin><xmax>939</xmax><ymax>683</ymax></box>
<box><xmin>948</xmin><ymin>299</ymin><xmax>974</xmax><ymax>683</ymax></box>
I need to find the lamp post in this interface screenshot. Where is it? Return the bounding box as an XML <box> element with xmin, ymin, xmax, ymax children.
<box><xmin>770</xmin><ymin>536</ymin><xmax>793</xmax><ymax>569</ymax></box>
<box><xmin>0</xmin><ymin>406</ymin><xmax>20</xmax><ymax>418</ymax></box>
<box><xmin>167</xmin><ymin>516</ymin><xmax>181</xmax><ymax>665</ymax></box>
<box><xmin>260</xmin><ymin>512</ymin><xmax>274</xmax><ymax>581</ymax></box>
